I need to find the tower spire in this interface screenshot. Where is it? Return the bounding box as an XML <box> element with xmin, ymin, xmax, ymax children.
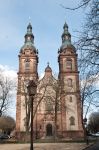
<box><xmin>27</xmin><ymin>22</ymin><xmax>32</xmax><ymax>35</ymax></box>
<box><xmin>63</xmin><ymin>22</ymin><xmax>68</xmax><ymax>32</ymax></box>
<box><xmin>25</xmin><ymin>23</ymin><xmax>34</xmax><ymax>44</ymax></box>
<box><xmin>62</xmin><ymin>22</ymin><xmax>71</xmax><ymax>44</ymax></box>
<box><xmin>59</xmin><ymin>22</ymin><xmax>75</xmax><ymax>51</ymax></box>
<box><xmin>20</xmin><ymin>23</ymin><xmax>38</xmax><ymax>54</ymax></box>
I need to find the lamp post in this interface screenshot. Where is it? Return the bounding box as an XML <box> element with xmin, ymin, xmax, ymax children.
<box><xmin>27</xmin><ymin>80</ymin><xmax>37</xmax><ymax>150</ymax></box>
<box><xmin>83</xmin><ymin>118</ymin><xmax>89</xmax><ymax>145</ymax></box>
<box><xmin>0</xmin><ymin>110</ymin><xmax>2</xmax><ymax>117</ymax></box>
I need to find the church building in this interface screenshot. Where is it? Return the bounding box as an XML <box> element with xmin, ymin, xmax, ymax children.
<box><xmin>16</xmin><ymin>22</ymin><xmax>84</xmax><ymax>140</ymax></box>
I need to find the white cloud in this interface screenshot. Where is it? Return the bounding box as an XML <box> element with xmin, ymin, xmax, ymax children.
<box><xmin>39</xmin><ymin>72</ymin><xmax>44</xmax><ymax>80</ymax></box>
<box><xmin>0</xmin><ymin>64</ymin><xmax>17</xmax><ymax>79</ymax></box>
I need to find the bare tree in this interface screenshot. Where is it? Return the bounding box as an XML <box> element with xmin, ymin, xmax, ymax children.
<box><xmin>60</xmin><ymin>0</ymin><xmax>99</xmax><ymax>73</ymax></box>
<box><xmin>60</xmin><ymin>0</ymin><xmax>91</xmax><ymax>10</ymax></box>
<box><xmin>0</xmin><ymin>69</ymin><xmax>16</xmax><ymax>116</ymax></box>
<box><xmin>77</xmin><ymin>0</ymin><xmax>99</xmax><ymax>113</ymax></box>
<box><xmin>77</xmin><ymin>0</ymin><xmax>99</xmax><ymax>67</ymax></box>
<box><xmin>88</xmin><ymin>112</ymin><xmax>99</xmax><ymax>133</ymax></box>
<box><xmin>80</xmin><ymin>70</ymin><xmax>99</xmax><ymax>118</ymax></box>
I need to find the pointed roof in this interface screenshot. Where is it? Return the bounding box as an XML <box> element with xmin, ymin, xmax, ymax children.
<box><xmin>62</xmin><ymin>22</ymin><xmax>69</xmax><ymax>35</ymax></box>
<box><xmin>61</xmin><ymin>22</ymin><xmax>71</xmax><ymax>44</ymax></box>
<box><xmin>38</xmin><ymin>63</ymin><xmax>57</xmax><ymax>90</ymax></box>
<box><xmin>45</xmin><ymin>62</ymin><xmax>52</xmax><ymax>72</ymax></box>
<box><xmin>25</xmin><ymin>22</ymin><xmax>34</xmax><ymax>43</ymax></box>
<box><xmin>27</xmin><ymin>23</ymin><xmax>32</xmax><ymax>34</ymax></box>
<box><xmin>20</xmin><ymin>23</ymin><xmax>37</xmax><ymax>54</ymax></box>
<box><xmin>60</xmin><ymin>22</ymin><xmax>75</xmax><ymax>51</ymax></box>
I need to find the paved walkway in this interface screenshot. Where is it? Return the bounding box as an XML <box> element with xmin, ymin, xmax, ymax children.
<box><xmin>0</xmin><ymin>143</ymin><xmax>92</xmax><ymax>150</ymax></box>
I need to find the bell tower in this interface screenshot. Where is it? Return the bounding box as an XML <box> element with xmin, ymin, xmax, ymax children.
<box><xmin>58</xmin><ymin>22</ymin><xmax>84</xmax><ymax>138</ymax></box>
<box><xmin>16</xmin><ymin>23</ymin><xmax>38</xmax><ymax>137</ymax></box>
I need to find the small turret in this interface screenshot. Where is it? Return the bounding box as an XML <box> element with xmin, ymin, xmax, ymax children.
<box><xmin>45</xmin><ymin>62</ymin><xmax>52</xmax><ymax>72</ymax></box>
<box><xmin>45</xmin><ymin>62</ymin><xmax>52</xmax><ymax>77</ymax></box>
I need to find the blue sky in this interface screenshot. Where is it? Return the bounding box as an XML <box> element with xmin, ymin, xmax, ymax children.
<box><xmin>0</xmin><ymin>0</ymin><xmax>87</xmax><ymax>118</ymax></box>
<box><xmin>0</xmin><ymin>0</ymin><xmax>85</xmax><ymax>74</ymax></box>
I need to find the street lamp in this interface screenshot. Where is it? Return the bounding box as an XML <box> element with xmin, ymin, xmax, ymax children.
<box><xmin>83</xmin><ymin>118</ymin><xmax>89</xmax><ymax>145</ymax></box>
<box><xmin>27</xmin><ymin>80</ymin><xmax>37</xmax><ymax>150</ymax></box>
<box><xmin>0</xmin><ymin>110</ymin><xmax>2</xmax><ymax>117</ymax></box>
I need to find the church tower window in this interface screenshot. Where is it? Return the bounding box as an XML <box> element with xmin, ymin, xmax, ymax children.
<box><xmin>69</xmin><ymin>116</ymin><xmax>75</xmax><ymax>125</ymax></box>
<box><xmin>67</xmin><ymin>78</ymin><xmax>72</xmax><ymax>87</ymax></box>
<box><xmin>24</xmin><ymin>58</ymin><xmax>30</xmax><ymax>71</ymax></box>
<box><xmin>66</xmin><ymin>59</ymin><xmax>72</xmax><ymax>70</ymax></box>
<box><xmin>69</xmin><ymin>96</ymin><xmax>72</xmax><ymax>102</ymax></box>
<box><xmin>45</xmin><ymin>99</ymin><xmax>53</xmax><ymax>112</ymax></box>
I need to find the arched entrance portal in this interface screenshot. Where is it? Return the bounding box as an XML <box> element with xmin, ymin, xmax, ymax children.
<box><xmin>46</xmin><ymin>124</ymin><xmax>53</xmax><ymax>136</ymax></box>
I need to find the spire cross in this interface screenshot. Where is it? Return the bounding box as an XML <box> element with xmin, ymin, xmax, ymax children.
<box><xmin>47</xmin><ymin>62</ymin><xmax>49</xmax><ymax>66</ymax></box>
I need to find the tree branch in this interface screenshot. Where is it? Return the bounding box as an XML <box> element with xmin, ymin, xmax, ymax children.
<box><xmin>60</xmin><ymin>0</ymin><xmax>91</xmax><ymax>11</ymax></box>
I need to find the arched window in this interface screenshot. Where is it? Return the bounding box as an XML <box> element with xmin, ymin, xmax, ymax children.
<box><xmin>69</xmin><ymin>116</ymin><xmax>75</xmax><ymax>125</ymax></box>
<box><xmin>24</xmin><ymin>58</ymin><xmax>30</xmax><ymax>71</ymax></box>
<box><xmin>66</xmin><ymin>59</ymin><xmax>72</xmax><ymax>70</ymax></box>
<box><xmin>69</xmin><ymin>96</ymin><xmax>72</xmax><ymax>102</ymax></box>
<box><xmin>45</xmin><ymin>100</ymin><xmax>53</xmax><ymax>112</ymax></box>
<box><xmin>67</xmin><ymin>78</ymin><xmax>72</xmax><ymax>87</ymax></box>
<box><xmin>57</xmin><ymin>102</ymin><xmax>60</xmax><ymax>111</ymax></box>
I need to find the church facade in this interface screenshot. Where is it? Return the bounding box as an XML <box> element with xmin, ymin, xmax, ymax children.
<box><xmin>16</xmin><ymin>22</ymin><xmax>84</xmax><ymax>140</ymax></box>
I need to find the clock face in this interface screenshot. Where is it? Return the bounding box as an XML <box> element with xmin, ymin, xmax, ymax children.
<box><xmin>27</xmin><ymin>36</ymin><xmax>30</xmax><ymax>40</ymax></box>
<box><xmin>65</xmin><ymin>36</ymin><xmax>68</xmax><ymax>39</ymax></box>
